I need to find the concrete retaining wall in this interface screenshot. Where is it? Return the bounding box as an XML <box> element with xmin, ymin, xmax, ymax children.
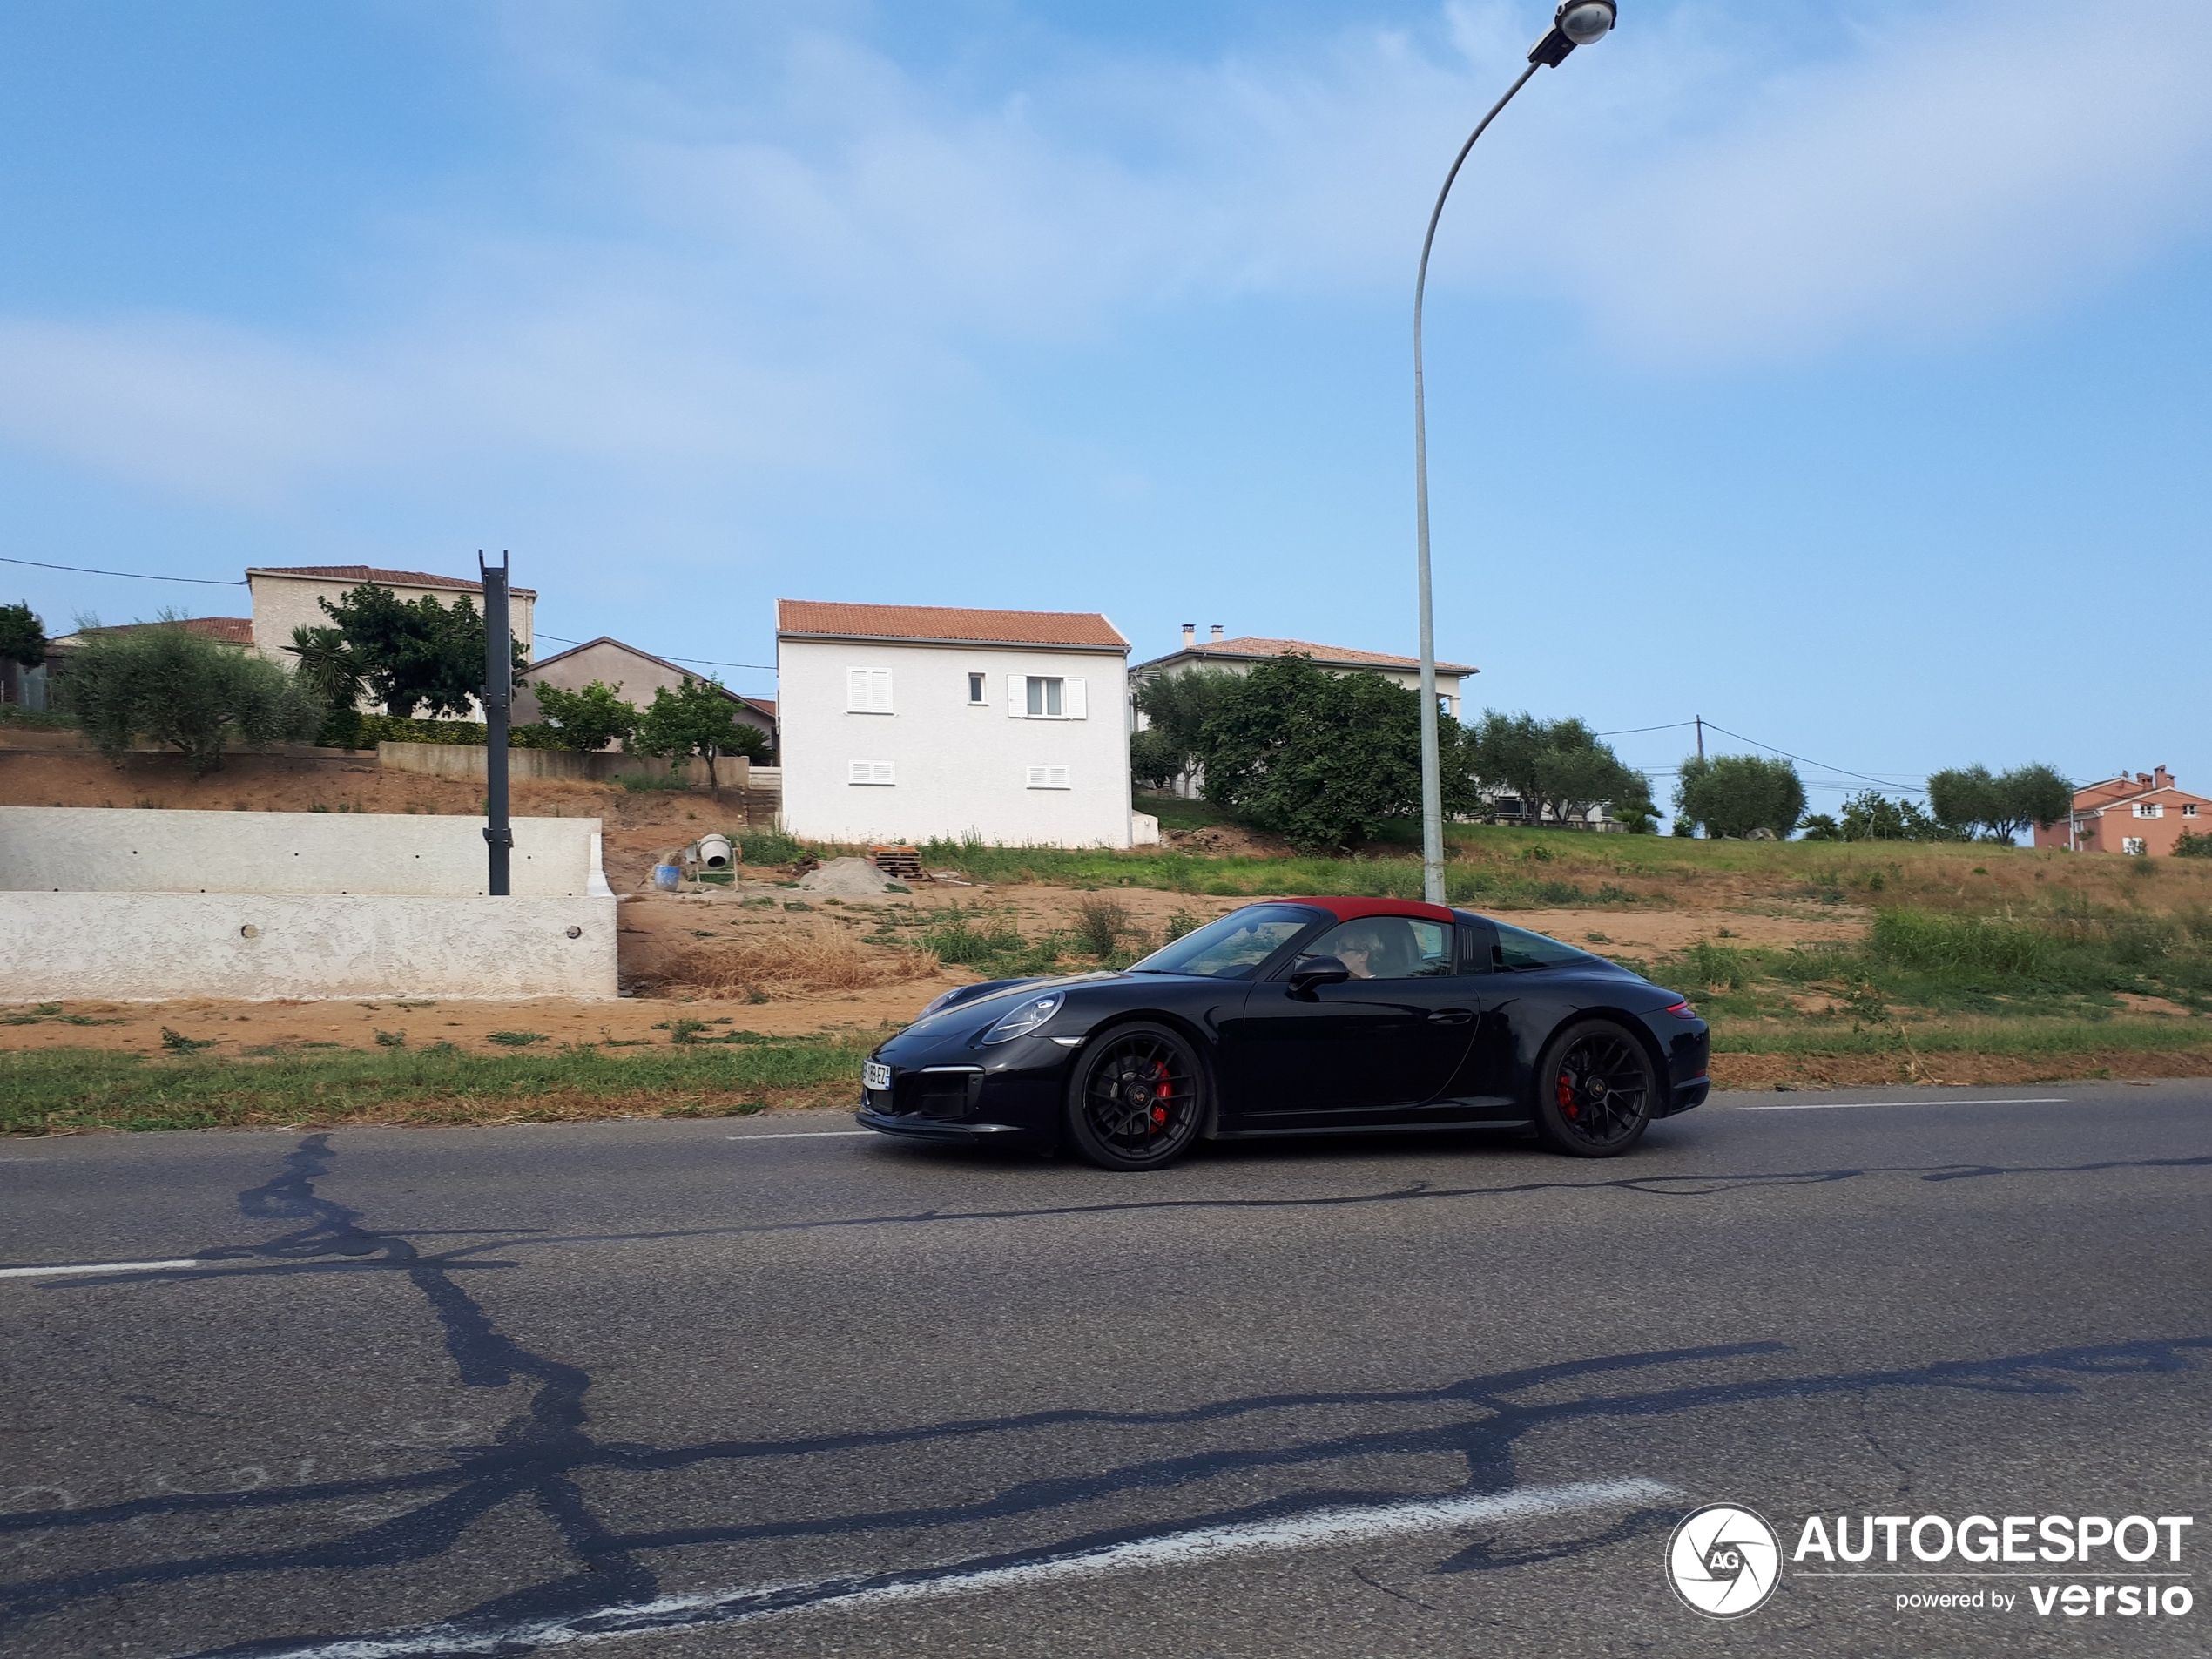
<box><xmin>378</xmin><ymin>742</ymin><xmax>744</xmax><ymax>792</ymax></box>
<box><xmin>0</xmin><ymin>806</ymin><xmax>610</xmax><ymax>897</ymax></box>
<box><xmin>0</xmin><ymin>806</ymin><xmax>618</xmax><ymax>1001</ymax></box>
<box><xmin>0</xmin><ymin>892</ymin><xmax>617</xmax><ymax>1001</ymax></box>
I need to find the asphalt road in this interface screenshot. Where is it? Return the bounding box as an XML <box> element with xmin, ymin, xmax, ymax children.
<box><xmin>3</xmin><ymin>1082</ymin><xmax>2208</xmax><ymax>1658</ymax></box>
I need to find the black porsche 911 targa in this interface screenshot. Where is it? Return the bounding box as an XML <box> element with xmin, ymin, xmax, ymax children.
<box><xmin>857</xmin><ymin>897</ymin><xmax>1710</xmax><ymax>1170</ymax></box>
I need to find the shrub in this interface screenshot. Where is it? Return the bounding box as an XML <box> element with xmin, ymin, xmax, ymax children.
<box><xmin>2175</xmin><ymin>832</ymin><xmax>2212</xmax><ymax>860</ymax></box>
<box><xmin>71</xmin><ymin>619</ymin><xmax>322</xmax><ymax>774</ymax></box>
<box><xmin>532</xmin><ymin>679</ymin><xmax>638</xmax><ymax>752</ymax></box>
<box><xmin>1071</xmin><ymin>894</ymin><xmax>1134</xmax><ymax>956</ymax></box>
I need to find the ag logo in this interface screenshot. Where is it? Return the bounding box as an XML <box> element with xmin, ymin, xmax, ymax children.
<box><xmin>1667</xmin><ymin>1503</ymin><xmax>1781</xmax><ymax>1619</ymax></box>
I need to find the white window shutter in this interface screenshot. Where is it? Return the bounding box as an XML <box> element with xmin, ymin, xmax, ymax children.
<box><xmin>847</xmin><ymin>668</ymin><xmax>867</xmax><ymax>711</ymax></box>
<box><xmin>873</xmin><ymin>669</ymin><xmax>893</xmax><ymax>711</ymax></box>
<box><xmin>1064</xmin><ymin>678</ymin><xmax>1087</xmax><ymax>720</ymax></box>
<box><xmin>1026</xmin><ymin>764</ymin><xmax>1045</xmax><ymax>788</ymax></box>
<box><xmin>1008</xmin><ymin>674</ymin><xmax>1023</xmax><ymax>717</ymax></box>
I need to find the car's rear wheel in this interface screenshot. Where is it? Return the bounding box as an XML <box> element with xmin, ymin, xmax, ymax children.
<box><xmin>1533</xmin><ymin>1019</ymin><xmax>1656</xmax><ymax>1157</ymax></box>
<box><xmin>1065</xmin><ymin>1023</ymin><xmax>1204</xmax><ymax>1171</ymax></box>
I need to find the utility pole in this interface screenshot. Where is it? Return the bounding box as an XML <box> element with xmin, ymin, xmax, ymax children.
<box><xmin>1695</xmin><ymin>715</ymin><xmax>1704</xmax><ymax>763</ymax></box>
<box><xmin>481</xmin><ymin>550</ymin><xmax>512</xmax><ymax>896</ymax></box>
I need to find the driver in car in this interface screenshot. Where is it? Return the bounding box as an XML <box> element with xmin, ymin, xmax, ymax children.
<box><xmin>1332</xmin><ymin>921</ymin><xmax>1395</xmax><ymax>980</ymax></box>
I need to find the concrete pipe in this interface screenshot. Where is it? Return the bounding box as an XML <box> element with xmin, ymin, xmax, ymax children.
<box><xmin>698</xmin><ymin>833</ymin><xmax>734</xmax><ymax>870</ymax></box>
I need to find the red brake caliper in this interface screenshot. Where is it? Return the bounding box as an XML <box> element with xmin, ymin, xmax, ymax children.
<box><xmin>1556</xmin><ymin>1070</ymin><xmax>1578</xmax><ymax>1119</ymax></box>
<box><xmin>1150</xmin><ymin>1062</ymin><xmax>1171</xmax><ymax>1132</ymax></box>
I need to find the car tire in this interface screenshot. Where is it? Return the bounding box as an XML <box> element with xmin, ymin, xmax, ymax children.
<box><xmin>1531</xmin><ymin>1018</ymin><xmax>1656</xmax><ymax>1157</ymax></box>
<box><xmin>1065</xmin><ymin>1022</ymin><xmax>1206</xmax><ymax>1171</ymax></box>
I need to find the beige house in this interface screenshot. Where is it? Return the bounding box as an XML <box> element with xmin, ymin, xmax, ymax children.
<box><xmin>513</xmin><ymin>636</ymin><xmax>776</xmax><ymax>759</ymax></box>
<box><xmin>246</xmin><ymin>565</ymin><xmax>536</xmax><ymax>664</ymax></box>
<box><xmin>1131</xmin><ymin>624</ymin><xmax>1478</xmax><ymax>718</ymax></box>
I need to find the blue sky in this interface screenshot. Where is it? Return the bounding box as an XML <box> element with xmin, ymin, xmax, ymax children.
<box><xmin>2</xmin><ymin>1</ymin><xmax>2208</xmax><ymax>813</ymax></box>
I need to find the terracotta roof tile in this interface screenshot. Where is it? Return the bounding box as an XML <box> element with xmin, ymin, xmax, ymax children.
<box><xmin>78</xmin><ymin>617</ymin><xmax>256</xmax><ymax>645</ymax></box>
<box><xmin>247</xmin><ymin>564</ymin><xmax>537</xmax><ymax>598</ymax></box>
<box><xmin>777</xmin><ymin>600</ymin><xmax>1128</xmax><ymax>650</ymax></box>
<box><xmin>1142</xmin><ymin>634</ymin><xmax>1477</xmax><ymax>676</ymax></box>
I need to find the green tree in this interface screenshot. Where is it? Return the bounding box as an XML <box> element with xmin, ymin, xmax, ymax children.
<box><xmin>1838</xmin><ymin>790</ymin><xmax>1942</xmax><ymax>841</ymax></box>
<box><xmin>1131</xmin><ymin>668</ymin><xmax>1238</xmax><ymax>793</ymax></box>
<box><xmin>0</xmin><ymin>601</ymin><xmax>46</xmax><ymax>670</ymax></box>
<box><xmin>1195</xmin><ymin>655</ymin><xmax>1476</xmax><ymax>851</ymax></box>
<box><xmin>634</xmin><ymin>676</ymin><xmax>767</xmax><ymax>795</ymax></box>
<box><xmin>1676</xmin><ymin>753</ymin><xmax>1807</xmax><ymax>839</ymax></box>
<box><xmin>1468</xmin><ymin>711</ymin><xmax>1649</xmax><ymax>828</ymax></box>
<box><xmin>1129</xmin><ymin>725</ymin><xmax>1184</xmax><ymax>792</ymax></box>
<box><xmin>71</xmin><ymin>617</ymin><xmax>322</xmax><ymax>774</ymax></box>
<box><xmin>531</xmin><ymin>679</ymin><xmax>639</xmax><ymax>752</ymax></box>
<box><xmin>1930</xmin><ymin>762</ymin><xmax>2072</xmax><ymax>842</ymax></box>
<box><xmin>1797</xmin><ymin>813</ymin><xmax>1842</xmax><ymax>841</ymax></box>
<box><xmin>316</xmin><ymin>583</ymin><xmax>525</xmax><ymax>719</ymax></box>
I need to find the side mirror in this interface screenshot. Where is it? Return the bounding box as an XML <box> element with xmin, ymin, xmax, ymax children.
<box><xmin>1289</xmin><ymin>954</ymin><xmax>1352</xmax><ymax>993</ymax></box>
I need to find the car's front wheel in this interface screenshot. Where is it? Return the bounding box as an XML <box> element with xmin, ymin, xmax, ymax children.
<box><xmin>1532</xmin><ymin>1019</ymin><xmax>1656</xmax><ymax>1157</ymax></box>
<box><xmin>1065</xmin><ymin>1022</ymin><xmax>1205</xmax><ymax>1171</ymax></box>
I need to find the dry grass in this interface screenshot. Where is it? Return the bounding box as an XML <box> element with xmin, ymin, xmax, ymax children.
<box><xmin>642</xmin><ymin>928</ymin><xmax>941</xmax><ymax>1000</ymax></box>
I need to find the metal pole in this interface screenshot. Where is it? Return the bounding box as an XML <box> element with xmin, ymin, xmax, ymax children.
<box><xmin>1415</xmin><ymin>62</ymin><xmax>1539</xmax><ymax>906</ymax></box>
<box><xmin>481</xmin><ymin>550</ymin><xmax>512</xmax><ymax>896</ymax></box>
<box><xmin>1696</xmin><ymin>715</ymin><xmax>1704</xmax><ymax>762</ymax></box>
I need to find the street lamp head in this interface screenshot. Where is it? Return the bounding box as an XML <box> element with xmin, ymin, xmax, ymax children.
<box><xmin>1529</xmin><ymin>0</ymin><xmax>1616</xmax><ymax>66</ymax></box>
<box><xmin>1561</xmin><ymin>2</ymin><xmax>1616</xmax><ymax>44</ymax></box>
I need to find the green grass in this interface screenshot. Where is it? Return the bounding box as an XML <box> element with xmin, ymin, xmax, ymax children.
<box><xmin>2</xmin><ymin>1035</ymin><xmax>877</xmax><ymax>1135</ymax></box>
<box><xmin>1665</xmin><ymin>907</ymin><xmax>2212</xmax><ymax>1046</ymax></box>
<box><xmin>914</xmin><ymin>836</ymin><xmax>1642</xmax><ymax>909</ymax></box>
<box><xmin>1710</xmin><ymin>1018</ymin><xmax>2212</xmax><ymax>1059</ymax></box>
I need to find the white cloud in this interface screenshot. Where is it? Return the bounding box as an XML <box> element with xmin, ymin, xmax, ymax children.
<box><xmin>0</xmin><ymin>0</ymin><xmax>2206</xmax><ymax>502</ymax></box>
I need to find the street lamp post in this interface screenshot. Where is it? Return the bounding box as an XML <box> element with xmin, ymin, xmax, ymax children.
<box><xmin>1414</xmin><ymin>0</ymin><xmax>1616</xmax><ymax>904</ymax></box>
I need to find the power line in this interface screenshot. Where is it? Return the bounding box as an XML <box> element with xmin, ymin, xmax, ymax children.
<box><xmin>1698</xmin><ymin>719</ymin><xmax>1925</xmax><ymax>792</ymax></box>
<box><xmin>2</xmin><ymin>554</ymin><xmax>246</xmax><ymax>586</ymax></box>
<box><xmin>1595</xmin><ymin>720</ymin><xmax>1698</xmax><ymax>738</ymax></box>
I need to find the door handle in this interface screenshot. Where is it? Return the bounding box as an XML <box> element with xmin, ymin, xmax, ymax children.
<box><xmin>1426</xmin><ymin>1008</ymin><xmax>1474</xmax><ymax>1025</ymax></box>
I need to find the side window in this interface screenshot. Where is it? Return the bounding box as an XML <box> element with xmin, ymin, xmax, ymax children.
<box><xmin>848</xmin><ymin>760</ymin><xmax>894</xmax><ymax>786</ymax></box>
<box><xmin>1007</xmin><ymin>674</ymin><xmax>1089</xmax><ymax>718</ymax></box>
<box><xmin>1457</xmin><ymin>917</ymin><xmax>1500</xmax><ymax>974</ymax></box>
<box><xmin>1494</xmin><ymin>922</ymin><xmax>1595</xmax><ymax>971</ymax></box>
<box><xmin>967</xmin><ymin>672</ymin><xmax>987</xmax><ymax>705</ymax></box>
<box><xmin>1298</xmin><ymin>917</ymin><xmax>1452</xmax><ymax>980</ymax></box>
<box><xmin>1025</xmin><ymin>765</ymin><xmax>1071</xmax><ymax>789</ymax></box>
<box><xmin>846</xmin><ymin>668</ymin><xmax>893</xmax><ymax>713</ymax></box>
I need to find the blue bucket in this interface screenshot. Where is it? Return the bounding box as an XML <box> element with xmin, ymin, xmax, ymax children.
<box><xmin>651</xmin><ymin>863</ymin><xmax>683</xmax><ymax>891</ymax></box>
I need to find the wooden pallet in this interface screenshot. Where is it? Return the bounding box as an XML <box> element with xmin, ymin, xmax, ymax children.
<box><xmin>869</xmin><ymin>845</ymin><xmax>923</xmax><ymax>879</ymax></box>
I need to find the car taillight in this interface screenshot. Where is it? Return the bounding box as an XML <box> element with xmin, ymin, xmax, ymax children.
<box><xmin>1665</xmin><ymin>1001</ymin><xmax>1698</xmax><ymax>1019</ymax></box>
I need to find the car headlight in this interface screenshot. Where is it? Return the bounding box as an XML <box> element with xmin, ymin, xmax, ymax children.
<box><xmin>981</xmin><ymin>993</ymin><xmax>1062</xmax><ymax>1044</ymax></box>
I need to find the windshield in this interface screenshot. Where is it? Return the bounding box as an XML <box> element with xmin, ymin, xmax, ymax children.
<box><xmin>1129</xmin><ymin>904</ymin><xmax>1318</xmax><ymax>980</ymax></box>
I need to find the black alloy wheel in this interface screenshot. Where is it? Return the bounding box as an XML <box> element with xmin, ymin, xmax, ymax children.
<box><xmin>1065</xmin><ymin>1022</ymin><xmax>1204</xmax><ymax>1171</ymax></box>
<box><xmin>1532</xmin><ymin>1018</ymin><xmax>1656</xmax><ymax>1157</ymax></box>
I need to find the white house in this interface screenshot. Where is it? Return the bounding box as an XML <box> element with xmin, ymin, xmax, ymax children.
<box><xmin>776</xmin><ymin>600</ymin><xmax>1139</xmax><ymax>849</ymax></box>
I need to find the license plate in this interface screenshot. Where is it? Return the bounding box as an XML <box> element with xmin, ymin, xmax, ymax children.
<box><xmin>863</xmin><ymin>1061</ymin><xmax>892</xmax><ymax>1092</ymax></box>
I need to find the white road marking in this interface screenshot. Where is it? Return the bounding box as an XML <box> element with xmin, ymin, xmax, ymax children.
<box><xmin>0</xmin><ymin>1258</ymin><xmax>201</xmax><ymax>1279</ymax></box>
<box><xmin>1740</xmin><ymin>1096</ymin><xmax>2069</xmax><ymax>1113</ymax></box>
<box><xmin>726</xmin><ymin>1131</ymin><xmax>872</xmax><ymax>1140</ymax></box>
<box><xmin>250</xmin><ymin>1476</ymin><xmax>1676</xmax><ymax>1657</ymax></box>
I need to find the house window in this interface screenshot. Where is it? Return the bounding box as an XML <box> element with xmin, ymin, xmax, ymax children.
<box><xmin>967</xmin><ymin>672</ymin><xmax>987</xmax><ymax>705</ymax></box>
<box><xmin>2135</xmin><ymin>802</ymin><xmax>2163</xmax><ymax>819</ymax></box>
<box><xmin>848</xmin><ymin>761</ymin><xmax>895</xmax><ymax>786</ymax></box>
<box><xmin>846</xmin><ymin>668</ymin><xmax>894</xmax><ymax>713</ymax></box>
<box><xmin>2187</xmin><ymin>805</ymin><xmax>2200</xmax><ymax>819</ymax></box>
<box><xmin>1026</xmin><ymin>765</ymin><xmax>1072</xmax><ymax>790</ymax></box>
<box><xmin>2123</xmin><ymin>837</ymin><xmax>2147</xmax><ymax>856</ymax></box>
<box><xmin>1008</xmin><ymin>674</ymin><xmax>1088</xmax><ymax>719</ymax></box>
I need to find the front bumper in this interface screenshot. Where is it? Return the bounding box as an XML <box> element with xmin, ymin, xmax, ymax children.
<box><xmin>853</xmin><ymin>1039</ymin><xmax>1071</xmax><ymax>1148</ymax></box>
<box><xmin>854</xmin><ymin>1103</ymin><xmax>1037</xmax><ymax>1143</ymax></box>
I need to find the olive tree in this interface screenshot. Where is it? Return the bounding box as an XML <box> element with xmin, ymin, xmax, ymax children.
<box><xmin>71</xmin><ymin>619</ymin><xmax>322</xmax><ymax>774</ymax></box>
<box><xmin>1675</xmin><ymin>753</ymin><xmax>1806</xmax><ymax>839</ymax></box>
